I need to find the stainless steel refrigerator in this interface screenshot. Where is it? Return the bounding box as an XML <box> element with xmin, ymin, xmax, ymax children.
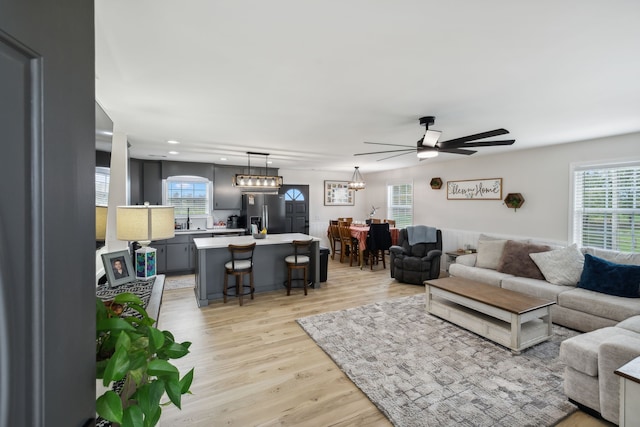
<box><xmin>241</xmin><ymin>193</ymin><xmax>287</xmax><ymax>234</ymax></box>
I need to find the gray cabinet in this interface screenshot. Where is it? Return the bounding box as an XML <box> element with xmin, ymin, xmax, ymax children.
<box><xmin>157</xmin><ymin>233</ymin><xmax>212</xmax><ymax>273</ymax></box>
<box><xmin>214</xmin><ymin>165</ymin><xmax>243</xmax><ymax>209</ymax></box>
<box><xmin>166</xmin><ymin>243</ymin><xmax>190</xmax><ymax>271</ymax></box>
<box><xmin>155</xmin><ymin>244</ymin><xmax>167</xmax><ymax>273</ymax></box>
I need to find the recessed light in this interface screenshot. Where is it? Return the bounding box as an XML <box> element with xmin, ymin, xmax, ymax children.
<box><xmin>167</xmin><ymin>140</ymin><xmax>180</xmax><ymax>144</ymax></box>
<box><xmin>169</xmin><ymin>151</ymin><xmax>179</xmax><ymax>155</ymax></box>
<box><xmin>267</xmin><ymin>161</ymin><xmax>273</xmax><ymax>164</ymax></box>
<box><xmin>220</xmin><ymin>157</ymin><xmax>227</xmax><ymax>161</ymax></box>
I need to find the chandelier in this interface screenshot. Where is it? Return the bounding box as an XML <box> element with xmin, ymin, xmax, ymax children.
<box><xmin>234</xmin><ymin>152</ymin><xmax>283</xmax><ymax>189</ymax></box>
<box><xmin>348</xmin><ymin>166</ymin><xmax>366</xmax><ymax>191</ymax></box>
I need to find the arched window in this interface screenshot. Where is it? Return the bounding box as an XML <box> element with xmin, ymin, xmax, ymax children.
<box><xmin>284</xmin><ymin>188</ymin><xmax>305</xmax><ymax>201</ymax></box>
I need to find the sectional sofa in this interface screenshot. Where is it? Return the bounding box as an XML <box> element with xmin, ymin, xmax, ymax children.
<box><xmin>448</xmin><ymin>234</ymin><xmax>640</xmax><ymax>423</ymax></box>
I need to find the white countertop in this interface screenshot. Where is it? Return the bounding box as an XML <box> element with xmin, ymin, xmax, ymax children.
<box><xmin>194</xmin><ymin>233</ymin><xmax>319</xmax><ymax>249</ymax></box>
<box><xmin>174</xmin><ymin>228</ymin><xmax>245</xmax><ymax>235</ymax></box>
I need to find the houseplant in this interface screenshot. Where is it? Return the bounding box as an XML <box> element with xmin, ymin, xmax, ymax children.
<box><xmin>96</xmin><ymin>292</ymin><xmax>194</xmax><ymax>427</ymax></box>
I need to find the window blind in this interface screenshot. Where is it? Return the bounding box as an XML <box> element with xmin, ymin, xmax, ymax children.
<box><xmin>387</xmin><ymin>183</ymin><xmax>413</xmax><ymax>228</ymax></box>
<box><xmin>95</xmin><ymin>167</ymin><xmax>110</xmax><ymax>206</ymax></box>
<box><xmin>165</xmin><ymin>177</ymin><xmax>211</xmax><ymax>216</ymax></box>
<box><xmin>572</xmin><ymin>162</ymin><xmax>639</xmax><ymax>252</ymax></box>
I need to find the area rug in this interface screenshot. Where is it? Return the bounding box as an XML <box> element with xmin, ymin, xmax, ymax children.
<box><xmin>163</xmin><ymin>274</ymin><xmax>195</xmax><ymax>290</ymax></box>
<box><xmin>296</xmin><ymin>294</ymin><xmax>578</xmax><ymax>427</ymax></box>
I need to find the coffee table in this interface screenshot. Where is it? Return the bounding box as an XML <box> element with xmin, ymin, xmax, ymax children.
<box><xmin>425</xmin><ymin>276</ymin><xmax>555</xmax><ymax>354</ymax></box>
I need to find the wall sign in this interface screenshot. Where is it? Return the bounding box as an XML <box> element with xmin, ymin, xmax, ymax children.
<box><xmin>324</xmin><ymin>181</ymin><xmax>355</xmax><ymax>206</ymax></box>
<box><xmin>447</xmin><ymin>178</ymin><xmax>503</xmax><ymax>200</ymax></box>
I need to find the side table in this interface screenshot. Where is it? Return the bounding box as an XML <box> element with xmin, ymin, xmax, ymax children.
<box><xmin>615</xmin><ymin>356</ymin><xmax>640</xmax><ymax>427</ymax></box>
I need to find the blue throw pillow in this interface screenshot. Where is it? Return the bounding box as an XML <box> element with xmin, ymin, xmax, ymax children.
<box><xmin>578</xmin><ymin>254</ymin><xmax>640</xmax><ymax>298</ymax></box>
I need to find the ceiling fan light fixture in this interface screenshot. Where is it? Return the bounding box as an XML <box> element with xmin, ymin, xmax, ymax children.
<box><xmin>348</xmin><ymin>166</ymin><xmax>366</xmax><ymax>191</ymax></box>
<box><xmin>422</xmin><ymin>129</ymin><xmax>442</xmax><ymax>147</ymax></box>
<box><xmin>417</xmin><ymin>149</ymin><xmax>439</xmax><ymax>159</ymax></box>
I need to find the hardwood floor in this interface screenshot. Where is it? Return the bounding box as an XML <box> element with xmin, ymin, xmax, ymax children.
<box><xmin>158</xmin><ymin>257</ymin><xmax>610</xmax><ymax>426</ymax></box>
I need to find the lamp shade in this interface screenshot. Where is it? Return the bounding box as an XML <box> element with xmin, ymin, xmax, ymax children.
<box><xmin>96</xmin><ymin>206</ymin><xmax>108</xmax><ymax>240</ymax></box>
<box><xmin>116</xmin><ymin>205</ymin><xmax>175</xmax><ymax>243</ymax></box>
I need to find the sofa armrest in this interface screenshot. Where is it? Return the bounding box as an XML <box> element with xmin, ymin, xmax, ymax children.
<box><xmin>598</xmin><ymin>335</ymin><xmax>640</xmax><ymax>424</ymax></box>
<box><xmin>422</xmin><ymin>249</ymin><xmax>442</xmax><ymax>261</ymax></box>
<box><xmin>454</xmin><ymin>253</ymin><xmax>477</xmax><ymax>267</ymax></box>
<box><xmin>389</xmin><ymin>245</ymin><xmax>407</xmax><ymax>256</ymax></box>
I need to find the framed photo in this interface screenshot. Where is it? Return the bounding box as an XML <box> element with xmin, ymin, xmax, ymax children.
<box><xmin>324</xmin><ymin>181</ymin><xmax>355</xmax><ymax>206</ymax></box>
<box><xmin>101</xmin><ymin>250</ymin><xmax>136</xmax><ymax>287</ymax></box>
<box><xmin>446</xmin><ymin>178</ymin><xmax>503</xmax><ymax>200</ymax></box>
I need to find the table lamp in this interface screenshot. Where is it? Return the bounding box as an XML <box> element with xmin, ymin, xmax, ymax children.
<box><xmin>117</xmin><ymin>203</ymin><xmax>175</xmax><ymax>279</ymax></box>
<box><xmin>96</xmin><ymin>205</ymin><xmax>107</xmax><ymax>244</ymax></box>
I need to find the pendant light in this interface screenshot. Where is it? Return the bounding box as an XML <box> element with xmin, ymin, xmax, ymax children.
<box><xmin>348</xmin><ymin>166</ymin><xmax>366</xmax><ymax>191</ymax></box>
<box><xmin>234</xmin><ymin>152</ymin><xmax>283</xmax><ymax>189</ymax></box>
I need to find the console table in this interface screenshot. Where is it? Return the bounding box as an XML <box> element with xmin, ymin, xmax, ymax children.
<box><xmin>615</xmin><ymin>356</ymin><xmax>640</xmax><ymax>427</ymax></box>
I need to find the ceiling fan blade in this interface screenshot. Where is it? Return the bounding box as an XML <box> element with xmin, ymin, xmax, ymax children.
<box><xmin>459</xmin><ymin>139</ymin><xmax>515</xmax><ymax>148</ymax></box>
<box><xmin>364</xmin><ymin>141</ymin><xmax>416</xmax><ymax>148</ymax></box>
<box><xmin>438</xmin><ymin>147</ymin><xmax>477</xmax><ymax>155</ymax></box>
<box><xmin>354</xmin><ymin>149</ymin><xmax>415</xmax><ymax>156</ymax></box>
<box><xmin>437</xmin><ymin>128</ymin><xmax>509</xmax><ymax>147</ymax></box>
<box><xmin>377</xmin><ymin>151</ymin><xmax>413</xmax><ymax>161</ymax></box>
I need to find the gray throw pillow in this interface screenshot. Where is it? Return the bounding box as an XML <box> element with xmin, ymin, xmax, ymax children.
<box><xmin>475</xmin><ymin>239</ymin><xmax>507</xmax><ymax>270</ymax></box>
<box><xmin>496</xmin><ymin>240</ymin><xmax>551</xmax><ymax>280</ymax></box>
<box><xmin>529</xmin><ymin>244</ymin><xmax>584</xmax><ymax>286</ymax></box>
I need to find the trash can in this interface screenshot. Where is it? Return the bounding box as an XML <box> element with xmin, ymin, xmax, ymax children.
<box><xmin>319</xmin><ymin>247</ymin><xmax>329</xmax><ymax>282</ymax></box>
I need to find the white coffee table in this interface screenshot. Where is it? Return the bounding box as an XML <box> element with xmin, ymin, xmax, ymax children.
<box><xmin>425</xmin><ymin>276</ymin><xmax>555</xmax><ymax>354</ymax></box>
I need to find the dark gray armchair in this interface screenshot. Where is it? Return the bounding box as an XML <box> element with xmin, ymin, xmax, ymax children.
<box><xmin>390</xmin><ymin>227</ymin><xmax>442</xmax><ymax>285</ymax></box>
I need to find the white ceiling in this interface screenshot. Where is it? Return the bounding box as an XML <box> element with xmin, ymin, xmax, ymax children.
<box><xmin>95</xmin><ymin>1</ymin><xmax>640</xmax><ymax>174</ymax></box>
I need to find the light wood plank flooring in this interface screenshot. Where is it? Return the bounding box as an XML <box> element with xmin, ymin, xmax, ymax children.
<box><xmin>158</xmin><ymin>257</ymin><xmax>611</xmax><ymax>426</ymax></box>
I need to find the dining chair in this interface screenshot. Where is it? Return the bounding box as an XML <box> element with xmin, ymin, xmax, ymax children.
<box><xmin>383</xmin><ymin>219</ymin><xmax>396</xmax><ymax>227</ymax></box>
<box><xmin>223</xmin><ymin>242</ymin><xmax>256</xmax><ymax>306</ymax></box>
<box><xmin>284</xmin><ymin>239</ymin><xmax>314</xmax><ymax>296</ymax></box>
<box><xmin>338</xmin><ymin>217</ymin><xmax>353</xmax><ymax>223</ymax></box>
<box><xmin>365</xmin><ymin>223</ymin><xmax>392</xmax><ymax>270</ymax></box>
<box><xmin>338</xmin><ymin>224</ymin><xmax>359</xmax><ymax>266</ymax></box>
<box><xmin>371</xmin><ymin>218</ymin><xmax>382</xmax><ymax>224</ymax></box>
<box><xmin>329</xmin><ymin>223</ymin><xmax>342</xmax><ymax>260</ymax></box>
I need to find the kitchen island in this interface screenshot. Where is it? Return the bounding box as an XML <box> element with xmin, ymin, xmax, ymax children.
<box><xmin>193</xmin><ymin>233</ymin><xmax>320</xmax><ymax>307</ymax></box>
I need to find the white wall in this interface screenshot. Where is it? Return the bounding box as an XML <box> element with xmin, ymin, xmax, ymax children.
<box><xmin>282</xmin><ymin>132</ymin><xmax>640</xmax><ymax>250</ymax></box>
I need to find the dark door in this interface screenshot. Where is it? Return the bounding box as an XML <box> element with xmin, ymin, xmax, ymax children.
<box><xmin>0</xmin><ymin>2</ymin><xmax>95</xmax><ymax>426</ymax></box>
<box><xmin>280</xmin><ymin>185</ymin><xmax>310</xmax><ymax>234</ymax></box>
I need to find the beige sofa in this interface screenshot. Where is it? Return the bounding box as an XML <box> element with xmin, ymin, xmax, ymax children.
<box><xmin>449</xmin><ymin>235</ymin><xmax>640</xmax><ymax>333</ymax></box>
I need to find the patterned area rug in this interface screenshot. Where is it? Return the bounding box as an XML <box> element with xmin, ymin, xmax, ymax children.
<box><xmin>297</xmin><ymin>294</ymin><xmax>578</xmax><ymax>427</ymax></box>
<box><xmin>164</xmin><ymin>274</ymin><xmax>195</xmax><ymax>290</ymax></box>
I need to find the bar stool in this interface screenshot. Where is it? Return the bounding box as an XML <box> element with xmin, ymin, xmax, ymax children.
<box><xmin>224</xmin><ymin>242</ymin><xmax>256</xmax><ymax>306</ymax></box>
<box><xmin>284</xmin><ymin>239</ymin><xmax>313</xmax><ymax>296</ymax></box>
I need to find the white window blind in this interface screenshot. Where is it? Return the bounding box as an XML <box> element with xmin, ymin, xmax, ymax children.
<box><xmin>572</xmin><ymin>162</ymin><xmax>640</xmax><ymax>252</ymax></box>
<box><xmin>165</xmin><ymin>176</ymin><xmax>211</xmax><ymax>216</ymax></box>
<box><xmin>95</xmin><ymin>167</ymin><xmax>110</xmax><ymax>206</ymax></box>
<box><xmin>387</xmin><ymin>183</ymin><xmax>413</xmax><ymax>228</ymax></box>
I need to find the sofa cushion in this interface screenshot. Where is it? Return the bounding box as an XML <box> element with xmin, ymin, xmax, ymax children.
<box><xmin>496</xmin><ymin>240</ymin><xmax>550</xmax><ymax>280</ymax></box>
<box><xmin>558</xmin><ymin>287</ymin><xmax>640</xmax><ymax>322</ymax></box>
<box><xmin>501</xmin><ymin>276</ymin><xmax>573</xmax><ymax>302</ymax></box>
<box><xmin>529</xmin><ymin>244</ymin><xmax>584</xmax><ymax>286</ymax></box>
<box><xmin>582</xmin><ymin>247</ymin><xmax>640</xmax><ymax>266</ymax></box>
<box><xmin>448</xmin><ymin>263</ymin><xmax>512</xmax><ymax>287</ymax></box>
<box><xmin>475</xmin><ymin>239</ymin><xmax>507</xmax><ymax>269</ymax></box>
<box><xmin>559</xmin><ymin>326</ymin><xmax>638</xmax><ymax>376</ymax></box>
<box><xmin>615</xmin><ymin>315</ymin><xmax>640</xmax><ymax>334</ymax></box>
<box><xmin>578</xmin><ymin>254</ymin><xmax>640</xmax><ymax>298</ymax></box>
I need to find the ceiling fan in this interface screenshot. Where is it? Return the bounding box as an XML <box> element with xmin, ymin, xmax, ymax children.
<box><xmin>354</xmin><ymin>116</ymin><xmax>515</xmax><ymax>161</ymax></box>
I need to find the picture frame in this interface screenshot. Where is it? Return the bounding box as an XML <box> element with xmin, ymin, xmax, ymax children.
<box><xmin>101</xmin><ymin>249</ymin><xmax>136</xmax><ymax>287</ymax></box>
<box><xmin>446</xmin><ymin>178</ymin><xmax>503</xmax><ymax>200</ymax></box>
<box><xmin>324</xmin><ymin>180</ymin><xmax>355</xmax><ymax>206</ymax></box>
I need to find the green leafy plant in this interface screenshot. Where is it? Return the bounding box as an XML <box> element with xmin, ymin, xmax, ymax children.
<box><xmin>96</xmin><ymin>293</ymin><xmax>194</xmax><ymax>427</ymax></box>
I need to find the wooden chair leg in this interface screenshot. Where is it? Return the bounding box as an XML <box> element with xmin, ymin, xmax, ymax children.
<box><xmin>223</xmin><ymin>272</ymin><xmax>228</xmax><ymax>303</ymax></box>
<box><xmin>250</xmin><ymin>271</ymin><xmax>254</xmax><ymax>300</ymax></box>
<box><xmin>237</xmin><ymin>274</ymin><xmax>243</xmax><ymax>306</ymax></box>
<box><xmin>287</xmin><ymin>266</ymin><xmax>292</xmax><ymax>296</ymax></box>
<box><xmin>303</xmin><ymin>266</ymin><xmax>308</xmax><ymax>296</ymax></box>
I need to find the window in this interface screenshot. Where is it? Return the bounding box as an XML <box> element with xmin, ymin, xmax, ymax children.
<box><xmin>96</xmin><ymin>167</ymin><xmax>110</xmax><ymax>206</ymax></box>
<box><xmin>284</xmin><ymin>188</ymin><xmax>304</xmax><ymax>201</ymax></box>
<box><xmin>571</xmin><ymin>161</ymin><xmax>639</xmax><ymax>252</ymax></box>
<box><xmin>387</xmin><ymin>182</ymin><xmax>413</xmax><ymax>228</ymax></box>
<box><xmin>164</xmin><ymin>176</ymin><xmax>211</xmax><ymax>216</ymax></box>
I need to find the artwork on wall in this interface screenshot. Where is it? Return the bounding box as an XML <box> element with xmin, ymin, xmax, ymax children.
<box><xmin>324</xmin><ymin>180</ymin><xmax>355</xmax><ymax>206</ymax></box>
<box><xmin>446</xmin><ymin>178</ymin><xmax>503</xmax><ymax>200</ymax></box>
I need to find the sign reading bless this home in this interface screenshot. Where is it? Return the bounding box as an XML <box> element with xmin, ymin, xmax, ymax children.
<box><xmin>446</xmin><ymin>178</ymin><xmax>502</xmax><ymax>200</ymax></box>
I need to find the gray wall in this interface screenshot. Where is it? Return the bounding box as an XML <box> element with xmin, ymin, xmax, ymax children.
<box><xmin>0</xmin><ymin>1</ymin><xmax>96</xmax><ymax>425</ymax></box>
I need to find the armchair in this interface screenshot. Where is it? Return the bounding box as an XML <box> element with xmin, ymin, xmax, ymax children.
<box><xmin>389</xmin><ymin>227</ymin><xmax>442</xmax><ymax>285</ymax></box>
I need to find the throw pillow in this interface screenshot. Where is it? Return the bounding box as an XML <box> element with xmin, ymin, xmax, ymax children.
<box><xmin>578</xmin><ymin>254</ymin><xmax>640</xmax><ymax>298</ymax></box>
<box><xmin>475</xmin><ymin>239</ymin><xmax>507</xmax><ymax>269</ymax></box>
<box><xmin>496</xmin><ymin>240</ymin><xmax>551</xmax><ymax>280</ymax></box>
<box><xmin>529</xmin><ymin>244</ymin><xmax>584</xmax><ymax>286</ymax></box>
